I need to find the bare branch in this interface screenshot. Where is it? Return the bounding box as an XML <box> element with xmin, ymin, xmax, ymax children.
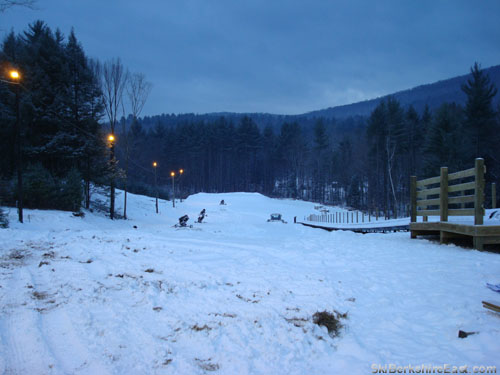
<box><xmin>101</xmin><ymin>58</ymin><xmax>128</xmax><ymax>133</ymax></box>
<box><xmin>126</xmin><ymin>72</ymin><xmax>152</xmax><ymax>120</ymax></box>
<box><xmin>0</xmin><ymin>0</ymin><xmax>37</xmax><ymax>12</ymax></box>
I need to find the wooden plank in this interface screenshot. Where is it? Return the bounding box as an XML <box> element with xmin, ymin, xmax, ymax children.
<box><xmin>440</xmin><ymin>167</ymin><xmax>448</xmax><ymax>221</ymax></box>
<box><xmin>492</xmin><ymin>183</ymin><xmax>497</xmax><ymax>209</ymax></box>
<box><xmin>475</xmin><ymin>158</ymin><xmax>484</xmax><ymax>225</ymax></box>
<box><xmin>482</xmin><ymin>236</ymin><xmax>500</xmax><ymax>245</ymax></box>
<box><xmin>417</xmin><ymin>187</ymin><xmax>441</xmax><ymax>197</ymax></box>
<box><xmin>482</xmin><ymin>301</ymin><xmax>500</xmax><ymax>313</ymax></box>
<box><xmin>437</xmin><ymin>222</ymin><xmax>475</xmax><ymax>235</ymax></box>
<box><xmin>448</xmin><ymin>181</ymin><xmax>475</xmax><ymax>193</ymax></box>
<box><xmin>448</xmin><ymin>195</ymin><xmax>475</xmax><ymax>204</ymax></box>
<box><xmin>473</xmin><ymin>236</ymin><xmax>484</xmax><ymax>250</ymax></box>
<box><xmin>410</xmin><ymin>176</ymin><xmax>417</xmax><ymax>223</ymax></box>
<box><xmin>416</xmin><ymin>209</ymin><xmax>440</xmax><ymax>216</ymax></box>
<box><xmin>473</xmin><ymin>226</ymin><xmax>500</xmax><ymax>236</ymax></box>
<box><xmin>448</xmin><ymin>208</ymin><xmax>475</xmax><ymax>216</ymax></box>
<box><xmin>410</xmin><ymin>222</ymin><xmax>440</xmax><ymax>230</ymax></box>
<box><xmin>416</xmin><ymin>175</ymin><xmax>440</xmax><ymax>187</ymax></box>
<box><xmin>416</xmin><ymin>198</ymin><xmax>440</xmax><ymax>207</ymax></box>
<box><xmin>448</xmin><ymin>167</ymin><xmax>475</xmax><ymax>181</ymax></box>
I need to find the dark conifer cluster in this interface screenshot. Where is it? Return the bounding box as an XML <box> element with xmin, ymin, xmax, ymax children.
<box><xmin>122</xmin><ymin>64</ymin><xmax>499</xmax><ymax>218</ymax></box>
<box><xmin>0</xmin><ymin>21</ymin><xmax>107</xmax><ymax>212</ymax></box>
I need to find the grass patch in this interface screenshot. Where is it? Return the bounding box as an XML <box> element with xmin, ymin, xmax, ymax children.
<box><xmin>192</xmin><ymin>324</ymin><xmax>211</xmax><ymax>331</ymax></box>
<box><xmin>312</xmin><ymin>310</ymin><xmax>347</xmax><ymax>337</ymax></box>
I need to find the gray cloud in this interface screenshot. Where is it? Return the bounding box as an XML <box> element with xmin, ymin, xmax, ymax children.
<box><xmin>2</xmin><ymin>0</ymin><xmax>500</xmax><ymax>116</ymax></box>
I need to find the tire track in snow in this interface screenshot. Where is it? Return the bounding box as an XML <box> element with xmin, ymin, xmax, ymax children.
<box><xmin>0</xmin><ymin>267</ymin><xmax>57</xmax><ymax>374</ymax></box>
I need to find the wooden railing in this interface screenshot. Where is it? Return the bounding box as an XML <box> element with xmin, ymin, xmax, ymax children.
<box><xmin>410</xmin><ymin>158</ymin><xmax>485</xmax><ymax>225</ymax></box>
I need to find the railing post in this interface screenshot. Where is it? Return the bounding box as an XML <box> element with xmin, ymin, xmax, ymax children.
<box><xmin>474</xmin><ymin>158</ymin><xmax>484</xmax><ymax>225</ymax></box>
<box><xmin>440</xmin><ymin>167</ymin><xmax>448</xmax><ymax>222</ymax></box>
<box><xmin>410</xmin><ymin>176</ymin><xmax>417</xmax><ymax>223</ymax></box>
<box><xmin>492</xmin><ymin>183</ymin><xmax>497</xmax><ymax>209</ymax></box>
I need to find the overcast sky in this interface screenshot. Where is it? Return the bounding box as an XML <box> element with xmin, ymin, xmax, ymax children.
<box><xmin>2</xmin><ymin>0</ymin><xmax>500</xmax><ymax>116</ymax></box>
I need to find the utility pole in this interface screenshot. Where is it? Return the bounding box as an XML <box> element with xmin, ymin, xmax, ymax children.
<box><xmin>171</xmin><ymin>171</ymin><xmax>175</xmax><ymax>208</ymax></box>
<box><xmin>108</xmin><ymin>134</ymin><xmax>116</xmax><ymax>219</ymax></box>
<box><xmin>15</xmin><ymin>79</ymin><xmax>23</xmax><ymax>223</ymax></box>
<box><xmin>153</xmin><ymin>162</ymin><xmax>158</xmax><ymax>213</ymax></box>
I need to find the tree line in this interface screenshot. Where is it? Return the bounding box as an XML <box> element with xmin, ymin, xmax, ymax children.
<box><xmin>121</xmin><ymin>64</ymin><xmax>499</xmax><ymax>218</ymax></box>
<box><xmin>1</xmin><ymin>21</ymin><xmax>499</xmax><ymax>222</ymax></box>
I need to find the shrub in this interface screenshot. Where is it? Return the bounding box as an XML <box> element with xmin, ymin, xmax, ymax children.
<box><xmin>0</xmin><ymin>207</ymin><xmax>8</xmax><ymax>228</ymax></box>
<box><xmin>22</xmin><ymin>163</ymin><xmax>56</xmax><ymax>209</ymax></box>
<box><xmin>312</xmin><ymin>310</ymin><xmax>348</xmax><ymax>337</ymax></box>
<box><xmin>58</xmin><ymin>168</ymin><xmax>83</xmax><ymax>212</ymax></box>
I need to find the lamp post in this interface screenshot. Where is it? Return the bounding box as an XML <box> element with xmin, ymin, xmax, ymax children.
<box><xmin>153</xmin><ymin>161</ymin><xmax>158</xmax><ymax>213</ymax></box>
<box><xmin>179</xmin><ymin>168</ymin><xmax>184</xmax><ymax>202</ymax></box>
<box><xmin>170</xmin><ymin>171</ymin><xmax>175</xmax><ymax>208</ymax></box>
<box><xmin>108</xmin><ymin>133</ymin><xmax>116</xmax><ymax>220</ymax></box>
<box><xmin>7</xmin><ymin>69</ymin><xmax>23</xmax><ymax>223</ymax></box>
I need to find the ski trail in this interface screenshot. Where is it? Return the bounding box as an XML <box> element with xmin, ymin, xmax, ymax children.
<box><xmin>0</xmin><ymin>267</ymin><xmax>57</xmax><ymax>374</ymax></box>
<box><xmin>39</xmin><ymin>307</ymin><xmax>111</xmax><ymax>374</ymax></box>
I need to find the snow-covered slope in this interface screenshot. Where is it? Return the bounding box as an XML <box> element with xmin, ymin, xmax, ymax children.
<box><xmin>1</xmin><ymin>191</ymin><xmax>499</xmax><ymax>374</ymax></box>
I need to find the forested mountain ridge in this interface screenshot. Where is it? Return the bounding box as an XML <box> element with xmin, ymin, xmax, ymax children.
<box><xmin>304</xmin><ymin>64</ymin><xmax>500</xmax><ymax>119</ymax></box>
<box><xmin>138</xmin><ymin>64</ymin><xmax>500</xmax><ymax>129</ymax></box>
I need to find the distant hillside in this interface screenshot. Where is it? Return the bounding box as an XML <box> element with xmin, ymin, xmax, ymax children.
<box><xmin>138</xmin><ymin>64</ymin><xmax>500</xmax><ymax>130</ymax></box>
<box><xmin>304</xmin><ymin>64</ymin><xmax>500</xmax><ymax>119</ymax></box>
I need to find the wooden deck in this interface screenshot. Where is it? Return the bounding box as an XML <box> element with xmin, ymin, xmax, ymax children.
<box><xmin>410</xmin><ymin>221</ymin><xmax>500</xmax><ymax>250</ymax></box>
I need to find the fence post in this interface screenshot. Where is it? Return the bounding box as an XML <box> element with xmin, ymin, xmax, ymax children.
<box><xmin>492</xmin><ymin>183</ymin><xmax>497</xmax><ymax>209</ymax></box>
<box><xmin>474</xmin><ymin>158</ymin><xmax>484</xmax><ymax>225</ymax></box>
<box><xmin>356</xmin><ymin>211</ymin><xmax>359</xmax><ymax>223</ymax></box>
<box><xmin>440</xmin><ymin>167</ymin><xmax>448</xmax><ymax>222</ymax></box>
<box><xmin>410</xmin><ymin>176</ymin><xmax>417</xmax><ymax>223</ymax></box>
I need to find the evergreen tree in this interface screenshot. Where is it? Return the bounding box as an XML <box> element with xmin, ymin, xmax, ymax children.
<box><xmin>423</xmin><ymin>102</ymin><xmax>464</xmax><ymax>175</ymax></box>
<box><xmin>0</xmin><ymin>22</ymin><xmax>108</xmax><ymax>213</ymax></box>
<box><xmin>461</xmin><ymin>62</ymin><xmax>498</xmax><ymax>177</ymax></box>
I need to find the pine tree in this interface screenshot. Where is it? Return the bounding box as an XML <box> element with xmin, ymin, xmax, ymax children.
<box><xmin>461</xmin><ymin>62</ymin><xmax>498</xmax><ymax>177</ymax></box>
<box><xmin>423</xmin><ymin>102</ymin><xmax>464</xmax><ymax>175</ymax></box>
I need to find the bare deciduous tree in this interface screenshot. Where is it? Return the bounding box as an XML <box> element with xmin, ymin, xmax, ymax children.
<box><xmin>101</xmin><ymin>58</ymin><xmax>128</xmax><ymax>220</ymax></box>
<box><xmin>121</xmin><ymin>72</ymin><xmax>152</xmax><ymax>218</ymax></box>
<box><xmin>127</xmin><ymin>73</ymin><xmax>152</xmax><ymax>122</ymax></box>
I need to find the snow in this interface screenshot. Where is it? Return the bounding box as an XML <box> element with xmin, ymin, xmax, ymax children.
<box><xmin>1</xmin><ymin>191</ymin><xmax>500</xmax><ymax>374</ymax></box>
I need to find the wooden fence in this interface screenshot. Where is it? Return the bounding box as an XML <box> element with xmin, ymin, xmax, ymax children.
<box><xmin>410</xmin><ymin>158</ymin><xmax>485</xmax><ymax>224</ymax></box>
<box><xmin>410</xmin><ymin>158</ymin><xmax>500</xmax><ymax>250</ymax></box>
<box><xmin>306</xmin><ymin>210</ymin><xmax>381</xmax><ymax>224</ymax></box>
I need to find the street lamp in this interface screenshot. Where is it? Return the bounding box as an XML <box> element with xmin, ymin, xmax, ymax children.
<box><xmin>153</xmin><ymin>161</ymin><xmax>158</xmax><ymax>213</ymax></box>
<box><xmin>5</xmin><ymin>69</ymin><xmax>23</xmax><ymax>223</ymax></box>
<box><xmin>10</xmin><ymin>70</ymin><xmax>20</xmax><ymax>80</ymax></box>
<box><xmin>170</xmin><ymin>171</ymin><xmax>176</xmax><ymax>208</ymax></box>
<box><xmin>179</xmin><ymin>168</ymin><xmax>184</xmax><ymax>202</ymax></box>
<box><xmin>108</xmin><ymin>133</ymin><xmax>116</xmax><ymax>220</ymax></box>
